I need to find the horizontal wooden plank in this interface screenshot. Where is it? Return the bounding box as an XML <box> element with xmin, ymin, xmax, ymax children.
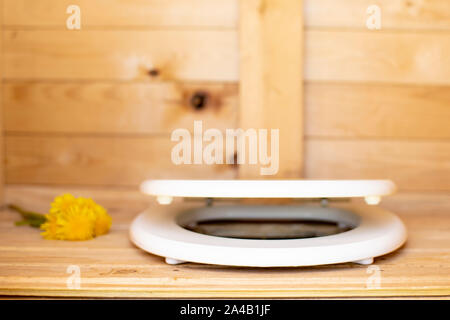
<box><xmin>305</xmin><ymin>0</ymin><xmax>450</xmax><ymax>30</ymax></box>
<box><xmin>5</xmin><ymin>136</ymin><xmax>237</xmax><ymax>185</ymax></box>
<box><xmin>5</xmin><ymin>0</ymin><xmax>449</xmax><ymax>30</ymax></box>
<box><xmin>3</xmin><ymin>30</ymin><xmax>238</xmax><ymax>81</ymax></box>
<box><xmin>305</xmin><ymin>140</ymin><xmax>450</xmax><ymax>192</ymax></box>
<box><xmin>380</xmin><ymin>192</ymin><xmax>450</xmax><ymax>216</ymax></box>
<box><xmin>3</xmin><ymin>0</ymin><xmax>238</xmax><ymax>28</ymax></box>
<box><xmin>6</xmin><ymin>136</ymin><xmax>450</xmax><ymax>191</ymax></box>
<box><xmin>305</xmin><ymin>83</ymin><xmax>450</xmax><ymax>138</ymax></box>
<box><xmin>3</xmin><ymin>82</ymin><xmax>238</xmax><ymax>134</ymax></box>
<box><xmin>5</xmin><ymin>81</ymin><xmax>449</xmax><ymax>139</ymax></box>
<box><xmin>4</xmin><ymin>30</ymin><xmax>450</xmax><ymax>85</ymax></box>
<box><xmin>305</xmin><ymin>31</ymin><xmax>450</xmax><ymax>85</ymax></box>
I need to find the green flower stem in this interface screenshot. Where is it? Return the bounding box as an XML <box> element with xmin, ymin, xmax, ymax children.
<box><xmin>8</xmin><ymin>204</ymin><xmax>47</xmax><ymax>228</ymax></box>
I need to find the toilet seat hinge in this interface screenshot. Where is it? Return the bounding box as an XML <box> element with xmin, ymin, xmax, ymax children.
<box><xmin>206</xmin><ymin>197</ymin><xmax>214</xmax><ymax>207</ymax></box>
<box><xmin>320</xmin><ymin>198</ymin><xmax>329</xmax><ymax>207</ymax></box>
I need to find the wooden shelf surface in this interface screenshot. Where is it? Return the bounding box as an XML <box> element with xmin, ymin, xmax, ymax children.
<box><xmin>0</xmin><ymin>186</ymin><xmax>449</xmax><ymax>298</ymax></box>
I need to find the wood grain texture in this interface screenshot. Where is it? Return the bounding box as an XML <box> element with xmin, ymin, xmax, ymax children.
<box><xmin>239</xmin><ymin>0</ymin><xmax>303</xmax><ymax>178</ymax></box>
<box><xmin>305</xmin><ymin>139</ymin><xmax>450</xmax><ymax>192</ymax></box>
<box><xmin>3</xmin><ymin>30</ymin><xmax>238</xmax><ymax>81</ymax></box>
<box><xmin>0</xmin><ymin>185</ymin><xmax>449</xmax><ymax>298</ymax></box>
<box><xmin>305</xmin><ymin>30</ymin><xmax>450</xmax><ymax>85</ymax></box>
<box><xmin>2</xmin><ymin>0</ymin><xmax>450</xmax><ymax>194</ymax></box>
<box><xmin>0</xmin><ymin>0</ymin><xmax>3</xmax><ymax>204</ymax></box>
<box><xmin>5</xmin><ymin>0</ymin><xmax>450</xmax><ymax>30</ymax></box>
<box><xmin>3</xmin><ymin>82</ymin><xmax>238</xmax><ymax>134</ymax></box>
<box><xmin>4</xmin><ymin>29</ymin><xmax>450</xmax><ymax>85</ymax></box>
<box><xmin>4</xmin><ymin>0</ymin><xmax>238</xmax><ymax>28</ymax></box>
<box><xmin>5</xmin><ymin>81</ymin><xmax>450</xmax><ymax>140</ymax></box>
<box><xmin>305</xmin><ymin>83</ymin><xmax>450</xmax><ymax>139</ymax></box>
<box><xmin>305</xmin><ymin>0</ymin><xmax>450</xmax><ymax>30</ymax></box>
<box><xmin>5</xmin><ymin>136</ymin><xmax>237</xmax><ymax>185</ymax></box>
<box><xmin>5</xmin><ymin>135</ymin><xmax>450</xmax><ymax>191</ymax></box>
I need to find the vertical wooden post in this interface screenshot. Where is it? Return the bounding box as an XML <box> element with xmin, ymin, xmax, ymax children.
<box><xmin>239</xmin><ymin>0</ymin><xmax>304</xmax><ymax>179</ymax></box>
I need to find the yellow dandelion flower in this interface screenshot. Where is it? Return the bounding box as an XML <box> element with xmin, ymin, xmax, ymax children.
<box><xmin>38</xmin><ymin>193</ymin><xmax>112</xmax><ymax>241</ymax></box>
<box><xmin>50</xmin><ymin>193</ymin><xmax>77</xmax><ymax>215</ymax></box>
<box><xmin>94</xmin><ymin>209</ymin><xmax>112</xmax><ymax>236</ymax></box>
<box><xmin>76</xmin><ymin>197</ymin><xmax>112</xmax><ymax>236</ymax></box>
<box><xmin>55</xmin><ymin>205</ymin><xmax>96</xmax><ymax>241</ymax></box>
<box><xmin>78</xmin><ymin>197</ymin><xmax>106</xmax><ymax>215</ymax></box>
<box><xmin>40</xmin><ymin>214</ymin><xmax>60</xmax><ymax>240</ymax></box>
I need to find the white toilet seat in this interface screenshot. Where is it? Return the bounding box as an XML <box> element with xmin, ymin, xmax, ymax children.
<box><xmin>141</xmin><ymin>179</ymin><xmax>396</xmax><ymax>199</ymax></box>
<box><xmin>130</xmin><ymin>203</ymin><xmax>407</xmax><ymax>267</ymax></box>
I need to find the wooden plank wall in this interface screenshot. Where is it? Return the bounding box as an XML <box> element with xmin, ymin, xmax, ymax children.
<box><xmin>302</xmin><ymin>0</ymin><xmax>450</xmax><ymax>193</ymax></box>
<box><xmin>2</xmin><ymin>0</ymin><xmax>240</xmax><ymax>186</ymax></box>
<box><xmin>2</xmin><ymin>0</ymin><xmax>450</xmax><ymax>193</ymax></box>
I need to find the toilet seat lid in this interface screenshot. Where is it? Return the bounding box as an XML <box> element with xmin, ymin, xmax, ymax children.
<box><xmin>141</xmin><ymin>179</ymin><xmax>396</xmax><ymax>199</ymax></box>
